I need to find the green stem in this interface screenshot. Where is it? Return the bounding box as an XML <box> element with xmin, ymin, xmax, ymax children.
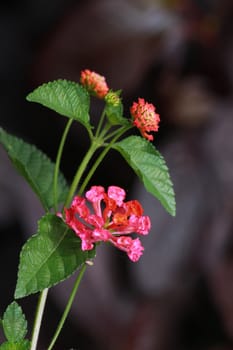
<box><xmin>53</xmin><ymin>118</ymin><xmax>73</xmax><ymax>212</ymax></box>
<box><xmin>64</xmin><ymin>141</ymin><xmax>100</xmax><ymax>207</ymax></box>
<box><xmin>95</xmin><ymin>107</ymin><xmax>106</xmax><ymax>137</ymax></box>
<box><xmin>30</xmin><ymin>288</ymin><xmax>49</xmax><ymax>350</ymax></box>
<box><xmin>47</xmin><ymin>264</ymin><xmax>87</xmax><ymax>350</ymax></box>
<box><xmin>97</xmin><ymin>122</ymin><xmax>112</xmax><ymax>140</ymax></box>
<box><xmin>102</xmin><ymin>125</ymin><xmax>131</xmax><ymax>142</ymax></box>
<box><xmin>78</xmin><ymin>125</ymin><xmax>131</xmax><ymax>195</ymax></box>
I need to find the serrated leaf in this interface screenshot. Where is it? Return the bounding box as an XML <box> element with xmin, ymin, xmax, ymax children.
<box><xmin>2</xmin><ymin>302</ymin><xmax>27</xmax><ymax>342</ymax></box>
<box><xmin>114</xmin><ymin>136</ymin><xmax>176</xmax><ymax>216</ymax></box>
<box><xmin>0</xmin><ymin>340</ymin><xmax>30</xmax><ymax>350</ymax></box>
<box><xmin>26</xmin><ymin>80</ymin><xmax>91</xmax><ymax>130</ymax></box>
<box><xmin>15</xmin><ymin>214</ymin><xmax>95</xmax><ymax>298</ymax></box>
<box><xmin>0</xmin><ymin>128</ymin><xmax>68</xmax><ymax>211</ymax></box>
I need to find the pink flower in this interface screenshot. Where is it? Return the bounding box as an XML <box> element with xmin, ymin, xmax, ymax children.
<box><xmin>63</xmin><ymin>185</ymin><xmax>151</xmax><ymax>262</ymax></box>
<box><xmin>110</xmin><ymin>236</ymin><xmax>144</xmax><ymax>262</ymax></box>
<box><xmin>130</xmin><ymin>98</ymin><xmax>160</xmax><ymax>141</ymax></box>
<box><xmin>80</xmin><ymin>69</ymin><xmax>109</xmax><ymax>99</ymax></box>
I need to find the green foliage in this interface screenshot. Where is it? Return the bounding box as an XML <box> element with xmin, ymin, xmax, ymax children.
<box><xmin>26</xmin><ymin>79</ymin><xmax>91</xmax><ymax>130</ymax></box>
<box><xmin>15</xmin><ymin>214</ymin><xmax>96</xmax><ymax>299</ymax></box>
<box><xmin>105</xmin><ymin>90</ymin><xmax>129</xmax><ymax>126</ymax></box>
<box><xmin>0</xmin><ymin>302</ymin><xmax>30</xmax><ymax>349</ymax></box>
<box><xmin>2</xmin><ymin>302</ymin><xmax>27</xmax><ymax>343</ymax></box>
<box><xmin>0</xmin><ymin>340</ymin><xmax>30</xmax><ymax>350</ymax></box>
<box><xmin>0</xmin><ymin>128</ymin><xmax>68</xmax><ymax>211</ymax></box>
<box><xmin>114</xmin><ymin>136</ymin><xmax>176</xmax><ymax>216</ymax></box>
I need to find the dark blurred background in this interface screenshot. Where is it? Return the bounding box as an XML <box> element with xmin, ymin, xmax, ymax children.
<box><xmin>0</xmin><ymin>0</ymin><xmax>233</xmax><ymax>349</ymax></box>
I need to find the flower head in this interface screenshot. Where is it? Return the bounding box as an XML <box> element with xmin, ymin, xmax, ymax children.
<box><xmin>105</xmin><ymin>90</ymin><xmax>121</xmax><ymax>107</ymax></box>
<box><xmin>130</xmin><ymin>98</ymin><xmax>160</xmax><ymax>141</ymax></box>
<box><xmin>80</xmin><ymin>69</ymin><xmax>109</xmax><ymax>99</ymax></box>
<box><xmin>63</xmin><ymin>186</ymin><xmax>151</xmax><ymax>262</ymax></box>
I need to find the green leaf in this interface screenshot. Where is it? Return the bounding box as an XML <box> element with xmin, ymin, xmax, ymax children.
<box><xmin>0</xmin><ymin>340</ymin><xmax>30</xmax><ymax>350</ymax></box>
<box><xmin>26</xmin><ymin>79</ymin><xmax>91</xmax><ymax>130</ymax></box>
<box><xmin>15</xmin><ymin>214</ymin><xmax>95</xmax><ymax>299</ymax></box>
<box><xmin>0</xmin><ymin>128</ymin><xmax>68</xmax><ymax>211</ymax></box>
<box><xmin>114</xmin><ymin>136</ymin><xmax>176</xmax><ymax>216</ymax></box>
<box><xmin>105</xmin><ymin>90</ymin><xmax>129</xmax><ymax>126</ymax></box>
<box><xmin>2</xmin><ymin>302</ymin><xmax>27</xmax><ymax>342</ymax></box>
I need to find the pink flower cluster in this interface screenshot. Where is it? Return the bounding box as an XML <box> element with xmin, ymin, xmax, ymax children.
<box><xmin>80</xmin><ymin>69</ymin><xmax>109</xmax><ymax>99</ymax></box>
<box><xmin>64</xmin><ymin>186</ymin><xmax>151</xmax><ymax>262</ymax></box>
<box><xmin>130</xmin><ymin>98</ymin><xmax>160</xmax><ymax>141</ymax></box>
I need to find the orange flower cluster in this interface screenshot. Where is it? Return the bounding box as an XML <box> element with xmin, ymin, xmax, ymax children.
<box><xmin>80</xmin><ymin>69</ymin><xmax>160</xmax><ymax>142</ymax></box>
<box><xmin>130</xmin><ymin>98</ymin><xmax>160</xmax><ymax>141</ymax></box>
<box><xmin>80</xmin><ymin>69</ymin><xmax>109</xmax><ymax>99</ymax></box>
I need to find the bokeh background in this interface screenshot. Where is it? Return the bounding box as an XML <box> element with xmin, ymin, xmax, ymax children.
<box><xmin>0</xmin><ymin>0</ymin><xmax>233</xmax><ymax>349</ymax></box>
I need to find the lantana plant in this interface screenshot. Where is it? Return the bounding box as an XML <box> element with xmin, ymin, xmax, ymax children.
<box><xmin>0</xmin><ymin>69</ymin><xmax>176</xmax><ymax>349</ymax></box>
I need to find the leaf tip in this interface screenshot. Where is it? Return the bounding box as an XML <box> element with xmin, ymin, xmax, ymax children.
<box><xmin>14</xmin><ymin>284</ymin><xmax>25</xmax><ymax>300</ymax></box>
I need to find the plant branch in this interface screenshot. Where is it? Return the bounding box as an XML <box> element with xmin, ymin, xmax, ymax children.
<box><xmin>47</xmin><ymin>264</ymin><xmax>87</xmax><ymax>350</ymax></box>
<box><xmin>78</xmin><ymin>125</ymin><xmax>131</xmax><ymax>195</ymax></box>
<box><xmin>30</xmin><ymin>288</ymin><xmax>49</xmax><ymax>350</ymax></box>
<box><xmin>53</xmin><ymin>118</ymin><xmax>73</xmax><ymax>212</ymax></box>
<box><xmin>64</xmin><ymin>141</ymin><xmax>100</xmax><ymax>208</ymax></box>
